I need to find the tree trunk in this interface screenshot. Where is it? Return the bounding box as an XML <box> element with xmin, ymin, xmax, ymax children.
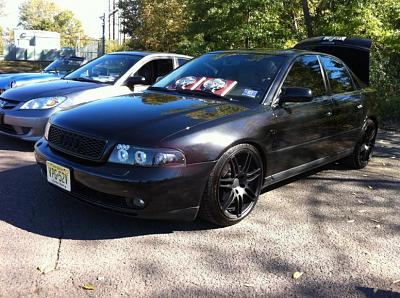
<box><xmin>301</xmin><ymin>0</ymin><xmax>313</xmax><ymax>37</ymax></box>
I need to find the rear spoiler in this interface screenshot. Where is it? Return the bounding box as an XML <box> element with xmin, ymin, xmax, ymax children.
<box><xmin>294</xmin><ymin>36</ymin><xmax>372</xmax><ymax>86</ymax></box>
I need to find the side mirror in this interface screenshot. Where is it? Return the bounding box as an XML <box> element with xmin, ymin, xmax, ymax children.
<box><xmin>280</xmin><ymin>87</ymin><xmax>313</xmax><ymax>104</ymax></box>
<box><xmin>125</xmin><ymin>76</ymin><xmax>146</xmax><ymax>89</ymax></box>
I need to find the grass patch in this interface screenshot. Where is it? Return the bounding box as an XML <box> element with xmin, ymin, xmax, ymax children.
<box><xmin>0</xmin><ymin>61</ymin><xmax>49</xmax><ymax>74</ymax></box>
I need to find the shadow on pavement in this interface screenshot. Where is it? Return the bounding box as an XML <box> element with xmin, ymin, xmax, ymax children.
<box><xmin>0</xmin><ymin>164</ymin><xmax>216</xmax><ymax>240</ymax></box>
<box><xmin>357</xmin><ymin>286</ymin><xmax>400</xmax><ymax>298</ymax></box>
<box><xmin>0</xmin><ymin>135</ymin><xmax>35</xmax><ymax>152</ymax></box>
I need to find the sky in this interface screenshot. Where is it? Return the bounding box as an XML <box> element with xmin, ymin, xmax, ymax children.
<box><xmin>0</xmin><ymin>0</ymin><xmax>110</xmax><ymax>38</ymax></box>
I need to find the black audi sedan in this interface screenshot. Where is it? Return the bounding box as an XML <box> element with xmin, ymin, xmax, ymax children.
<box><xmin>35</xmin><ymin>37</ymin><xmax>377</xmax><ymax>226</ymax></box>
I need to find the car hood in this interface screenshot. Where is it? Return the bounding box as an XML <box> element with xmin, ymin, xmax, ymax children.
<box><xmin>0</xmin><ymin>79</ymin><xmax>103</xmax><ymax>102</ymax></box>
<box><xmin>51</xmin><ymin>91</ymin><xmax>249</xmax><ymax>147</ymax></box>
<box><xmin>0</xmin><ymin>72</ymin><xmax>58</xmax><ymax>86</ymax></box>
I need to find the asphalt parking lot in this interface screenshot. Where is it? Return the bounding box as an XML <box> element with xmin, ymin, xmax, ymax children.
<box><xmin>0</xmin><ymin>130</ymin><xmax>399</xmax><ymax>297</ymax></box>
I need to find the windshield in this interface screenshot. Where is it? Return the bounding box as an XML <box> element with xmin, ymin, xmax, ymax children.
<box><xmin>65</xmin><ymin>54</ymin><xmax>142</xmax><ymax>84</ymax></box>
<box><xmin>153</xmin><ymin>53</ymin><xmax>286</xmax><ymax>103</ymax></box>
<box><xmin>44</xmin><ymin>58</ymin><xmax>83</xmax><ymax>75</ymax></box>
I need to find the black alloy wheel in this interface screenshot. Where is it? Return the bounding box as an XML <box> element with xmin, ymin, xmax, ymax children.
<box><xmin>344</xmin><ymin>119</ymin><xmax>377</xmax><ymax>169</ymax></box>
<box><xmin>200</xmin><ymin>144</ymin><xmax>264</xmax><ymax>226</ymax></box>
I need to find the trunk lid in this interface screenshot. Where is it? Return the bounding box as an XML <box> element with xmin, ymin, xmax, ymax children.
<box><xmin>294</xmin><ymin>36</ymin><xmax>372</xmax><ymax>86</ymax></box>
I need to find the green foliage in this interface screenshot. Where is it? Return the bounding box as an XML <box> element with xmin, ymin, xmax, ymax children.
<box><xmin>117</xmin><ymin>0</ymin><xmax>399</xmax><ymax>121</ymax></box>
<box><xmin>105</xmin><ymin>40</ymin><xmax>131</xmax><ymax>53</ymax></box>
<box><xmin>18</xmin><ymin>0</ymin><xmax>86</xmax><ymax>47</ymax></box>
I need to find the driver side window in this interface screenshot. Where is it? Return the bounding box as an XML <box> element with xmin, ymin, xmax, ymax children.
<box><xmin>134</xmin><ymin>59</ymin><xmax>174</xmax><ymax>85</ymax></box>
<box><xmin>283</xmin><ymin>55</ymin><xmax>327</xmax><ymax>98</ymax></box>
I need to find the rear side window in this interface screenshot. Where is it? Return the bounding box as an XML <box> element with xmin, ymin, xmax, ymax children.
<box><xmin>283</xmin><ymin>55</ymin><xmax>326</xmax><ymax>98</ymax></box>
<box><xmin>320</xmin><ymin>56</ymin><xmax>355</xmax><ymax>94</ymax></box>
<box><xmin>135</xmin><ymin>59</ymin><xmax>174</xmax><ymax>85</ymax></box>
<box><xmin>178</xmin><ymin>58</ymin><xmax>190</xmax><ymax>66</ymax></box>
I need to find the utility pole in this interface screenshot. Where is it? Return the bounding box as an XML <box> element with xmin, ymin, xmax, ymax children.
<box><xmin>108</xmin><ymin>1</ymin><xmax>118</xmax><ymax>42</ymax></box>
<box><xmin>112</xmin><ymin>0</ymin><xmax>116</xmax><ymax>40</ymax></box>
<box><xmin>100</xmin><ymin>13</ymin><xmax>105</xmax><ymax>55</ymax></box>
<box><xmin>108</xmin><ymin>0</ymin><xmax>111</xmax><ymax>40</ymax></box>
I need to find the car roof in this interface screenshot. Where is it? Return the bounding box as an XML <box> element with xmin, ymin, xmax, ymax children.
<box><xmin>208</xmin><ymin>49</ymin><xmax>300</xmax><ymax>56</ymax></box>
<box><xmin>207</xmin><ymin>49</ymin><xmax>334</xmax><ymax>58</ymax></box>
<box><xmin>109</xmin><ymin>51</ymin><xmax>192</xmax><ymax>58</ymax></box>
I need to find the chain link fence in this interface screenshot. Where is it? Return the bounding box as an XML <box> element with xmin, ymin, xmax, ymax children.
<box><xmin>1</xmin><ymin>37</ymin><xmax>102</xmax><ymax>62</ymax></box>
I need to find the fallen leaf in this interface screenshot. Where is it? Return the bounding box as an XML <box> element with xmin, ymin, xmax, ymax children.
<box><xmin>371</xmin><ymin>219</ymin><xmax>381</xmax><ymax>223</ymax></box>
<box><xmin>362</xmin><ymin>174</ymin><xmax>368</xmax><ymax>177</ymax></box>
<box><xmin>97</xmin><ymin>276</ymin><xmax>105</xmax><ymax>281</ymax></box>
<box><xmin>347</xmin><ymin>219</ymin><xmax>355</xmax><ymax>223</ymax></box>
<box><xmin>292</xmin><ymin>272</ymin><xmax>303</xmax><ymax>279</ymax></box>
<box><xmin>390</xmin><ymin>156</ymin><xmax>396</xmax><ymax>159</ymax></box>
<box><xmin>36</xmin><ymin>265</ymin><xmax>53</xmax><ymax>274</ymax></box>
<box><xmin>244</xmin><ymin>283</ymin><xmax>254</xmax><ymax>287</ymax></box>
<box><xmin>358</xmin><ymin>210</ymin><xmax>367</xmax><ymax>213</ymax></box>
<box><xmin>358</xmin><ymin>200</ymin><xmax>366</xmax><ymax>204</ymax></box>
<box><xmin>374</xmin><ymin>224</ymin><xmax>381</xmax><ymax>229</ymax></box>
<box><xmin>82</xmin><ymin>284</ymin><xmax>95</xmax><ymax>291</ymax></box>
<box><xmin>352</xmin><ymin>192</ymin><xmax>357</xmax><ymax>196</ymax></box>
<box><xmin>393</xmin><ymin>279</ymin><xmax>400</xmax><ymax>284</ymax></box>
<box><xmin>368</xmin><ymin>186</ymin><xmax>373</xmax><ymax>189</ymax></box>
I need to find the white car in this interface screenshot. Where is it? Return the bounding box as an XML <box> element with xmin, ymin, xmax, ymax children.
<box><xmin>0</xmin><ymin>51</ymin><xmax>192</xmax><ymax>141</ymax></box>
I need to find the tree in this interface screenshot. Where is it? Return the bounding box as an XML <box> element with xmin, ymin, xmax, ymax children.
<box><xmin>119</xmin><ymin>0</ymin><xmax>188</xmax><ymax>52</ymax></box>
<box><xmin>301</xmin><ymin>0</ymin><xmax>313</xmax><ymax>37</ymax></box>
<box><xmin>0</xmin><ymin>0</ymin><xmax>5</xmax><ymax>17</ymax></box>
<box><xmin>18</xmin><ymin>0</ymin><xmax>86</xmax><ymax>47</ymax></box>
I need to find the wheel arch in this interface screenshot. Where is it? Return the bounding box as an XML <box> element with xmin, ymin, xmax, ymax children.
<box><xmin>216</xmin><ymin>139</ymin><xmax>268</xmax><ymax>180</ymax></box>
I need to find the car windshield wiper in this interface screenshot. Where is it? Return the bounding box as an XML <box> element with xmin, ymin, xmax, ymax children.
<box><xmin>173</xmin><ymin>89</ymin><xmax>235</xmax><ymax>102</ymax></box>
<box><xmin>148</xmin><ymin>86</ymin><xmax>236</xmax><ymax>102</ymax></box>
<box><xmin>147</xmin><ymin>86</ymin><xmax>175</xmax><ymax>93</ymax></box>
<box><xmin>68</xmin><ymin>77</ymin><xmax>103</xmax><ymax>84</ymax></box>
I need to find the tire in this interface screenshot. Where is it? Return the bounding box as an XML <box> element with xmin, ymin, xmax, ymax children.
<box><xmin>343</xmin><ymin>119</ymin><xmax>377</xmax><ymax>169</ymax></box>
<box><xmin>199</xmin><ymin>144</ymin><xmax>264</xmax><ymax>226</ymax></box>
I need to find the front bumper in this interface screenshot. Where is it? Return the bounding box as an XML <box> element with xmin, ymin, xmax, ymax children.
<box><xmin>35</xmin><ymin>139</ymin><xmax>216</xmax><ymax>221</ymax></box>
<box><xmin>0</xmin><ymin>108</ymin><xmax>53</xmax><ymax>142</ymax></box>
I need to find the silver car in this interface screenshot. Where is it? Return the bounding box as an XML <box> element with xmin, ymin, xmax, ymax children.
<box><xmin>0</xmin><ymin>51</ymin><xmax>192</xmax><ymax>141</ymax></box>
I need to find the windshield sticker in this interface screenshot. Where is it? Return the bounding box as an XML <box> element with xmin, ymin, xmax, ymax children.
<box><xmin>197</xmin><ymin>78</ymin><xmax>237</xmax><ymax>96</ymax></box>
<box><xmin>169</xmin><ymin>76</ymin><xmax>206</xmax><ymax>90</ymax></box>
<box><xmin>242</xmin><ymin>89</ymin><xmax>258</xmax><ymax>98</ymax></box>
<box><xmin>169</xmin><ymin>77</ymin><xmax>237</xmax><ymax>96</ymax></box>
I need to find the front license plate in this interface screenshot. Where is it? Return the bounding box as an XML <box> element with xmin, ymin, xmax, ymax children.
<box><xmin>46</xmin><ymin>161</ymin><xmax>71</xmax><ymax>192</ymax></box>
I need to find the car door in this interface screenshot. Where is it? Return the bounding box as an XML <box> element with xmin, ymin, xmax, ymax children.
<box><xmin>319</xmin><ymin>55</ymin><xmax>364</xmax><ymax>153</ymax></box>
<box><xmin>132</xmin><ymin>58</ymin><xmax>175</xmax><ymax>93</ymax></box>
<box><xmin>267</xmin><ymin>55</ymin><xmax>336</xmax><ymax>175</ymax></box>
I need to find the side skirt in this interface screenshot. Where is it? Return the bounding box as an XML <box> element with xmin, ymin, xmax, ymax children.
<box><xmin>263</xmin><ymin>149</ymin><xmax>352</xmax><ymax>188</ymax></box>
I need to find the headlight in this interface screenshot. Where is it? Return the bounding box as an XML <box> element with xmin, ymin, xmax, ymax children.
<box><xmin>44</xmin><ymin>121</ymin><xmax>51</xmax><ymax>140</ymax></box>
<box><xmin>20</xmin><ymin>96</ymin><xmax>67</xmax><ymax>110</ymax></box>
<box><xmin>108</xmin><ymin>144</ymin><xmax>186</xmax><ymax>167</ymax></box>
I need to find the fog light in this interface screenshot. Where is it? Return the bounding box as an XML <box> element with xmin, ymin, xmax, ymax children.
<box><xmin>133</xmin><ymin>198</ymin><xmax>145</xmax><ymax>208</ymax></box>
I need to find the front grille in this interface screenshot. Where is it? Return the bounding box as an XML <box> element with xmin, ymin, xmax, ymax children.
<box><xmin>0</xmin><ymin>98</ymin><xmax>19</xmax><ymax>110</ymax></box>
<box><xmin>48</xmin><ymin>125</ymin><xmax>107</xmax><ymax>161</ymax></box>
